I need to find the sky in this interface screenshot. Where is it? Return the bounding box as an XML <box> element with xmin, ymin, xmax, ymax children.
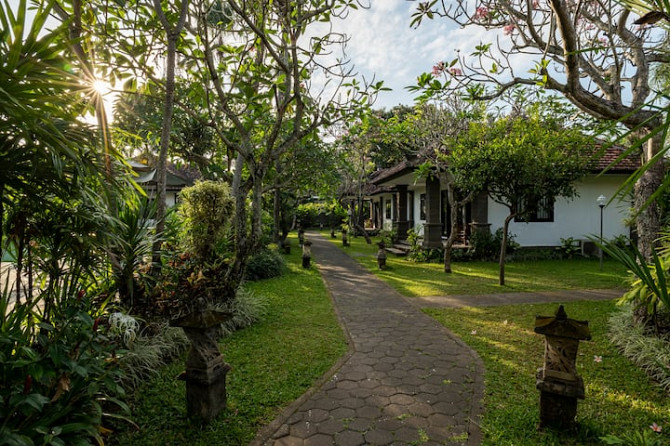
<box><xmin>324</xmin><ymin>1</ymin><xmax>494</xmax><ymax>110</ymax></box>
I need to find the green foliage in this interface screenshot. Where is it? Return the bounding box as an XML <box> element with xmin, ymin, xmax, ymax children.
<box><xmin>601</xmin><ymin>430</ymin><xmax>665</xmax><ymax>446</ymax></box>
<box><xmin>557</xmin><ymin>237</ymin><xmax>583</xmax><ymax>259</ymax></box>
<box><xmin>116</xmin><ymin>322</ymin><xmax>189</xmax><ymax>392</ymax></box>
<box><xmin>448</xmin><ymin>107</ymin><xmax>592</xmax><ymax>284</ymax></box>
<box><xmin>179</xmin><ymin>180</ymin><xmax>234</xmax><ymax>261</ymax></box>
<box><xmin>212</xmin><ymin>288</ymin><xmax>269</xmax><ymax>336</ymax></box>
<box><xmin>244</xmin><ymin>248</ymin><xmax>287</xmax><ymax>282</ymax></box>
<box><xmin>448</xmin><ymin>110</ymin><xmax>592</xmax><ymax>217</ymax></box>
<box><xmin>0</xmin><ymin>294</ymin><xmax>128</xmax><ymax>445</ymax></box>
<box><xmin>468</xmin><ymin>229</ymin><xmax>518</xmax><ymax>261</ymax></box>
<box><xmin>295</xmin><ymin>201</ymin><xmax>346</xmax><ymax>228</ymax></box>
<box><xmin>150</xmin><ymin>249</ymin><xmax>231</xmax><ymax>319</ymax></box>
<box><xmin>608</xmin><ymin>305</ymin><xmax>670</xmax><ymax>393</ymax></box>
<box><xmin>406</xmin><ymin>228</ymin><xmax>441</xmax><ymax>263</ymax></box>
<box><xmin>111</xmin><ymin>195</ymin><xmax>157</xmax><ymax>309</ymax></box>
<box><xmin>378</xmin><ymin>229</ymin><xmax>397</xmax><ymax>247</ymax></box>
<box><xmin>598</xmin><ymin>235</ymin><xmax>670</xmax><ymax>325</ymax></box>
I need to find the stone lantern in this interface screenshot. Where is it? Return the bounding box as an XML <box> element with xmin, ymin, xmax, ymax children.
<box><xmin>302</xmin><ymin>239</ymin><xmax>312</xmax><ymax>268</ymax></box>
<box><xmin>298</xmin><ymin>228</ymin><xmax>305</xmax><ymax>246</ymax></box>
<box><xmin>534</xmin><ymin>305</ymin><xmax>591</xmax><ymax>429</ymax></box>
<box><xmin>171</xmin><ymin>306</ymin><xmax>232</xmax><ymax>422</ymax></box>
<box><xmin>376</xmin><ymin>241</ymin><xmax>387</xmax><ymax>269</ymax></box>
<box><xmin>330</xmin><ymin>227</ymin><xmax>336</xmax><ymax>238</ymax></box>
<box><xmin>342</xmin><ymin>229</ymin><xmax>349</xmax><ymax>247</ymax></box>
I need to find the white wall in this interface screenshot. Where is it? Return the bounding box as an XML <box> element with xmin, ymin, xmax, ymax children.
<box><xmin>380</xmin><ymin>193</ymin><xmax>394</xmax><ymax>231</ymax></box>
<box><xmin>488</xmin><ymin>174</ymin><xmax>632</xmax><ymax>247</ymax></box>
<box><xmin>411</xmin><ymin>185</ymin><xmax>426</xmax><ymax>235</ymax></box>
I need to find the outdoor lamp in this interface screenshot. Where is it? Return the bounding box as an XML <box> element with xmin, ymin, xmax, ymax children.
<box><xmin>597</xmin><ymin>195</ymin><xmax>606</xmax><ymax>270</ymax></box>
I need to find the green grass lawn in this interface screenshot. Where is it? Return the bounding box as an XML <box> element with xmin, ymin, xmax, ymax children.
<box><xmin>112</xmin><ymin>238</ymin><xmax>347</xmax><ymax>445</ymax></box>
<box><xmin>425</xmin><ymin>301</ymin><xmax>670</xmax><ymax>445</ymax></box>
<box><xmin>329</xmin><ymin>233</ymin><xmax>629</xmax><ymax>296</ymax></box>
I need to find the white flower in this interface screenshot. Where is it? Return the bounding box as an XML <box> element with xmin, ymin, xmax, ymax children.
<box><xmin>109</xmin><ymin>312</ymin><xmax>140</xmax><ymax>347</ymax></box>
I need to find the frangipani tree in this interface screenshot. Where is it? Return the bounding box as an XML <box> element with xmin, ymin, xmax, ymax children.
<box><xmin>411</xmin><ymin>0</ymin><xmax>670</xmax><ymax>260</ymax></box>
<box><xmin>447</xmin><ymin>108</ymin><xmax>592</xmax><ymax>285</ymax></box>
<box><xmin>80</xmin><ymin>0</ymin><xmax>381</xmax><ymax>297</ymax></box>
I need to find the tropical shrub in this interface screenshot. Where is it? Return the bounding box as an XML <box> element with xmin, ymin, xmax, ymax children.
<box><xmin>213</xmin><ymin>288</ymin><xmax>269</xmax><ymax>336</ymax></box>
<box><xmin>468</xmin><ymin>228</ymin><xmax>517</xmax><ymax>261</ymax></box>
<box><xmin>245</xmin><ymin>248</ymin><xmax>287</xmax><ymax>281</ymax></box>
<box><xmin>406</xmin><ymin>228</ymin><xmax>441</xmax><ymax>263</ymax></box>
<box><xmin>599</xmin><ymin>235</ymin><xmax>670</xmax><ymax>331</ymax></box>
<box><xmin>0</xmin><ymin>293</ymin><xmax>128</xmax><ymax>446</ymax></box>
<box><xmin>150</xmin><ymin>248</ymin><xmax>231</xmax><ymax>319</ymax></box>
<box><xmin>557</xmin><ymin>236</ymin><xmax>582</xmax><ymax>259</ymax></box>
<box><xmin>608</xmin><ymin>305</ymin><xmax>670</xmax><ymax>393</ymax></box>
<box><xmin>179</xmin><ymin>180</ymin><xmax>234</xmax><ymax>262</ymax></box>
<box><xmin>295</xmin><ymin>201</ymin><xmax>346</xmax><ymax>229</ymax></box>
<box><xmin>110</xmin><ymin>195</ymin><xmax>157</xmax><ymax>309</ymax></box>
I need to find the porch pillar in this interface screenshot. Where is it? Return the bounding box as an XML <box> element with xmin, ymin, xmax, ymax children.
<box><xmin>423</xmin><ymin>175</ymin><xmax>443</xmax><ymax>249</ymax></box>
<box><xmin>469</xmin><ymin>191</ymin><xmax>491</xmax><ymax>238</ymax></box>
<box><xmin>393</xmin><ymin>185</ymin><xmax>410</xmax><ymax>240</ymax></box>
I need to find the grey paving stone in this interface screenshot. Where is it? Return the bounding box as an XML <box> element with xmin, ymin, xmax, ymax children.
<box><xmin>257</xmin><ymin>234</ymin><xmax>484</xmax><ymax>446</ymax></box>
<box><xmin>334</xmin><ymin>430</ymin><xmax>365</xmax><ymax>446</ymax></box>
<box><xmin>364</xmin><ymin>428</ymin><xmax>394</xmax><ymax>445</ymax></box>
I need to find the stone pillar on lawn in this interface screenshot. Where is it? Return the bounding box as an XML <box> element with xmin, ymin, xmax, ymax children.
<box><xmin>376</xmin><ymin>241</ymin><xmax>387</xmax><ymax>270</ymax></box>
<box><xmin>302</xmin><ymin>239</ymin><xmax>312</xmax><ymax>268</ymax></box>
<box><xmin>171</xmin><ymin>307</ymin><xmax>232</xmax><ymax>423</ymax></box>
<box><xmin>534</xmin><ymin>305</ymin><xmax>591</xmax><ymax>429</ymax></box>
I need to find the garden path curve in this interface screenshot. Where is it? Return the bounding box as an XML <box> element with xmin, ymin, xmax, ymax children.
<box><xmin>254</xmin><ymin>232</ymin><xmax>484</xmax><ymax>446</ymax></box>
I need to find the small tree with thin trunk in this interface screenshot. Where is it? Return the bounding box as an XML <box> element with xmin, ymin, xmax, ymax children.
<box><xmin>448</xmin><ymin>108</ymin><xmax>592</xmax><ymax>285</ymax></box>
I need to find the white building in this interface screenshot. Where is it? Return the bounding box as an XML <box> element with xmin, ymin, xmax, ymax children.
<box><xmin>367</xmin><ymin>147</ymin><xmax>636</xmax><ymax>249</ymax></box>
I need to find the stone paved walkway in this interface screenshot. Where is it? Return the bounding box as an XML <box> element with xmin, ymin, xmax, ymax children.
<box><xmin>255</xmin><ymin>233</ymin><xmax>485</xmax><ymax>446</ymax></box>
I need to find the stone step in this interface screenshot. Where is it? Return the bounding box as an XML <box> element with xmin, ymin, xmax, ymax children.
<box><xmin>386</xmin><ymin>245</ymin><xmax>409</xmax><ymax>256</ymax></box>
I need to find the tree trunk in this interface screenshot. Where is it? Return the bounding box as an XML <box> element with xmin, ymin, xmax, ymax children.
<box><xmin>634</xmin><ymin>134</ymin><xmax>663</xmax><ymax>261</ymax></box>
<box><xmin>273</xmin><ymin>185</ymin><xmax>281</xmax><ymax>244</ymax></box>
<box><xmin>151</xmin><ymin>0</ymin><xmax>188</xmax><ymax>271</ymax></box>
<box><xmin>632</xmin><ymin>134</ymin><xmax>663</xmax><ymax>325</ymax></box>
<box><xmin>151</xmin><ymin>36</ymin><xmax>176</xmax><ymax>268</ymax></box>
<box><xmin>499</xmin><ymin>213</ymin><xmax>515</xmax><ymax>286</ymax></box>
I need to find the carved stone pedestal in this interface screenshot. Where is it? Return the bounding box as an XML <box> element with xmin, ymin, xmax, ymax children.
<box><xmin>171</xmin><ymin>310</ymin><xmax>232</xmax><ymax>423</ymax></box>
<box><xmin>342</xmin><ymin>230</ymin><xmax>349</xmax><ymax>247</ymax></box>
<box><xmin>534</xmin><ymin>305</ymin><xmax>591</xmax><ymax>430</ymax></box>
<box><xmin>302</xmin><ymin>239</ymin><xmax>312</xmax><ymax>268</ymax></box>
<box><xmin>376</xmin><ymin>241</ymin><xmax>387</xmax><ymax>270</ymax></box>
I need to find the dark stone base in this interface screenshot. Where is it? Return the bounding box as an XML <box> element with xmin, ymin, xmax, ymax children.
<box><xmin>302</xmin><ymin>256</ymin><xmax>311</xmax><ymax>268</ymax></box>
<box><xmin>538</xmin><ymin>391</ymin><xmax>579</xmax><ymax>430</ymax></box>
<box><xmin>423</xmin><ymin>223</ymin><xmax>443</xmax><ymax>249</ymax></box>
<box><xmin>393</xmin><ymin>221</ymin><xmax>410</xmax><ymax>241</ymax></box>
<box><xmin>185</xmin><ymin>364</ymin><xmax>231</xmax><ymax>422</ymax></box>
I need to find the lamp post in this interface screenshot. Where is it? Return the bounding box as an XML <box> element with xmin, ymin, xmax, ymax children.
<box><xmin>597</xmin><ymin>195</ymin><xmax>607</xmax><ymax>270</ymax></box>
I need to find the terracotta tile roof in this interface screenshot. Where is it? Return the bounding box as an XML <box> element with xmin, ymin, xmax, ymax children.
<box><xmin>592</xmin><ymin>144</ymin><xmax>640</xmax><ymax>173</ymax></box>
